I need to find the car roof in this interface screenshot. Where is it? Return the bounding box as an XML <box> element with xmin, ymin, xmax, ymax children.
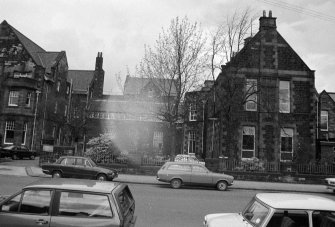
<box><xmin>23</xmin><ymin>178</ymin><xmax>121</xmax><ymax>194</ymax></box>
<box><xmin>59</xmin><ymin>156</ymin><xmax>87</xmax><ymax>159</ymax></box>
<box><xmin>165</xmin><ymin>161</ymin><xmax>204</xmax><ymax>166</ymax></box>
<box><xmin>256</xmin><ymin>193</ymin><xmax>335</xmax><ymax>211</ymax></box>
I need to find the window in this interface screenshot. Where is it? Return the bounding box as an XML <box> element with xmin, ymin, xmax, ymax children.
<box><xmin>61</xmin><ymin>157</ymin><xmax>76</xmax><ymax>165</ymax></box>
<box><xmin>167</xmin><ymin>164</ymin><xmax>191</xmax><ymax>172</ymax></box>
<box><xmin>57</xmin><ymin>80</ymin><xmax>61</xmax><ymax>92</ymax></box>
<box><xmin>58</xmin><ymin>191</ymin><xmax>113</xmax><ymax>218</ymax></box>
<box><xmin>312</xmin><ymin>211</ymin><xmax>335</xmax><ymax>227</ymax></box>
<box><xmin>187</xmin><ymin>131</ymin><xmax>196</xmax><ymax>154</ymax></box>
<box><xmin>117</xmin><ymin>187</ymin><xmax>134</xmax><ymax>216</ymax></box>
<box><xmin>25</xmin><ymin>92</ymin><xmax>31</xmax><ymax>107</ymax></box>
<box><xmin>54</xmin><ymin>102</ymin><xmax>58</xmax><ymax>113</ymax></box>
<box><xmin>192</xmin><ymin>165</ymin><xmax>207</xmax><ymax>173</ymax></box>
<box><xmin>245</xmin><ymin>79</ymin><xmax>257</xmax><ymax>111</ymax></box>
<box><xmin>268</xmin><ymin>210</ymin><xmax>309</xmax><ymax>227</ymax></box>
<box><xmin>279</xmin><ymin>81</ymin><xmax>290</xmax><ymax>113</ymax></box>
<box><xmin>20</xmin><ymin>190</ymin><xmax>51</xmax><ymax>215</ymax></box>
<box><xmin>153</xmin><ymin>131</ymin><xmax>163</xmax><ymax>149</ymax></box>
<box><xmin>243</xmin><ymin>200</ymin><xmax>269</xmax><ymax>226</ymax></box>
<box><xmin>8</xmin><ymin>91</ymin><xmax>19</xmax><ymax>106</ymax></box>
<box><xmin>189</xmin><ymin>104</ymin><xmax>197</xmax><ymax>121</ymax></box>
<box><xmin>242</xmin><ymin>126</ymin><xmax>255</xmax><ymax>159</ymax></box>
<box><xmin>0</xmin><ymin>193</ymin><xmax>21</xmax><ymax>212</ymax></box>
<box><xmin>21</xmin><ymin>122</ymin><xmax>27</xmax><ymax>145</ymax></box>
<box><xmin>321</xmin><ymin>110</ymin><xmax>328</xmax><ymax>131</ymax></box>
<box><xmin>281</xmin><ymin>128</ymin><xmax>293</xmax><ymax>162</ymax></box>
<box><xmin>4</xmin><ymin>121</ymin><xmax>15</xmax><ymax>144</ymax></box>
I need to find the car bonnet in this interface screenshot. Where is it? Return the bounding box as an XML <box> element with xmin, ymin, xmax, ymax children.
<box><xmin>205</xmin><ymin>213</ymin><xmax>251</xmax><ymax>227</ymax></box>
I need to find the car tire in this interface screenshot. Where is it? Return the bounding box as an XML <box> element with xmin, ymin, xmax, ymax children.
<box><xmin>170</xmin><ymin>178</ymin><xmax>182</xmax><ymax>189</ymax></box>
<box><xmin>216</xmin><ymin>181</ymin><xmax>228</xmax><ymax>191</ymax></box>
<box><xmin>52</xmin><ymin>171</ymin><xmax>62</xmax><ymax>178</ymax></box>
<box><xmin>30</xmin><ymin>155</ymin><xmax>35</xmax><ymax>160</ymax></box>
<box><xmin>97</xmin><ymin>174</ymin><xmax>107</xmax><ymax>181</ymax></box>
<box><xmin>12</xmin><ymin>154</ymin><xmax>18</xmax><ymax>160</ymax></box>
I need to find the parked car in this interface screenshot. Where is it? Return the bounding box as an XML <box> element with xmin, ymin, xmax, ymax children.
<box><xmin>204</xmin><ymin>193</ymin><xmax>335</xmax><ymax>227</ymax></box>
<box><xmin>325</xmin><ymin>177</ymin><xmax>335</xmax><ymax>193</ymax></box>
<box><xmin>156</xmin><ymin>161</ymin><xmax>234</xmax><ymax>191</ymax></box>
<box><xmin>41</xmin><ymin>156</ymin><xmax>118</xmax><ymax>181</ymax></box>
<box><xmin>174</xmin><ymin>154</ymin><xmax>205</xmax><ymax>165</ymax></box>
<box><xmin>0</xmin><ymin>145</ymin><xmax>36</xmax><ymax>160</ymax></box>
<box><xmin>0</xmin><ymin>178</ymin><xmax>136</xmax><ymax>227</ymax></box>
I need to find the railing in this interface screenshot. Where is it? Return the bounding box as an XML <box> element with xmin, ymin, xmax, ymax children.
<box><xmin>218</xmin><ymin>159</ymin><xmax>335</xmax><ymax>175</ymax></box>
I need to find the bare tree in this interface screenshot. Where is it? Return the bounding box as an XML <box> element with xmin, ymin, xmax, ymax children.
<box><xmin>138</xmin><ymin>16</ymin><xmax>207</xmax><ymax>155</ymax></box>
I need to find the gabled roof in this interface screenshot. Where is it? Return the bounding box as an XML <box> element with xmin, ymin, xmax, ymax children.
<box><xmin>37</xmin><ymin>52</ymin><xmax>61</xmax><ymax>74</ymax></box>
<box><xmin>320</xmin><ymin>90</ymin><xmax>335</xmax><ymax>104</ymax></box>
<box><xmin>4</xmin><ymin>21</ymin><xmax>46</xmax><ymax>65</ymax></box>
<box><xmin>124</xmin><ymin>76</ymin><xmax>177</xmax><ymax>96</ymax></box>
<box><xmin>68</xmin><ymin>70</ymin><xmax>94</xmax><ymax>93</ymax></box>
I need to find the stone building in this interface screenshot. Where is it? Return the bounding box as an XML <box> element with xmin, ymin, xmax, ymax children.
<box><xmin>0</xmin><ymin>20</ymin><xmax>71</xmax><ymax>151</ymax></box>
<box><xmin>317</xmin><ymin>90</ymin><xmax>335</xmax><ymax>164</ymax></box>
<box><xmin>204</xmin><ymin>11</ymin><xmax>317</xmax><ymax>163</ymax></box>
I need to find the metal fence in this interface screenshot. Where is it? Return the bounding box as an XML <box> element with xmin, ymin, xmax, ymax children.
<box><xmin>219</xmin><ymin>159</ymin><xmax>335</xmax><ymax>175</ymax></box>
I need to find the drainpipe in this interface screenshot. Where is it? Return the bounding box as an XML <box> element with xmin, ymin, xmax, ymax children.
<box><xmin>31</xmin><ymin>90</ymin><xmax>41</xmax><ymax>150</ymax></box>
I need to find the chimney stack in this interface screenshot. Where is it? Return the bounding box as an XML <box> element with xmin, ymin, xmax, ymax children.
<box><xmin>259</xmin><ymin>10</ymin><xmax>276</xmax><ymax>31</ymax></box>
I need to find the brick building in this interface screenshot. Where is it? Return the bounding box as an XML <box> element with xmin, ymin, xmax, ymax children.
<box><xmin>0</xmin><ymin>20</ymin><xmax>71</xmax><ymax>151</ymax></box>
<box><xmin>317</xmin><ymin>90</ymin><xmax>335</xmax><ymax>164</ymax></box>
<box><xmin>203</xmin><ymin>11</ymin><xmax>317</xmax><ymax>163</ymax></box>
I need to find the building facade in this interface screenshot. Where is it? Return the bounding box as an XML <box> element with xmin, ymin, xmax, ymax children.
<box><xmin>183</xmin><ymin>11</ymin><xmax>317</xmax><ymax>163</ymax></box>
<box><xmin>0</xmin><ymin>20</ymin><xmax>71</xmax><ymax>151</ymax></box>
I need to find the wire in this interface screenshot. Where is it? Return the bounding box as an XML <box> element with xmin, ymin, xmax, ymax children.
<box><xmin>257</xmin><ymin>0</ymin><xmax>335</xmax><ymax>22</ymax></box>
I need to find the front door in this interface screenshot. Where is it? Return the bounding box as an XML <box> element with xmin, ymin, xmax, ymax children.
<box><xmin>0</xmin><ymin>189</ymin><xmax>52</xmax><ymax>227</ymax></box>
<box><xmin>191</xmin><ymin>165</ymin><xmax>212</xmax><ymax>185</ymax></box>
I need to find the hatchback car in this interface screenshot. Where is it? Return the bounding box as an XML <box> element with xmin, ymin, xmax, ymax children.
<box><xmin>204</xmin><ymin>193</ymin><xmax>335</xmax><ymax>227</ymax></box>
<box><xmin>157</xmin><ymin>161</ymin><xmax>234</xmax><ymax>191</ymax></box>
<box><xmin>0</xmin><ymin>178</ymin><xmax>136</xmax><ymax>227</ymax></box>
<box><xmin>41</xmin><ymin>156</ymin><xmax>118</xmax><ymax>181</ymax></box>
<box><xmin>0</xmin><ymin>145</ymin><xmax>36</xmax><ymax>160</ymax></box>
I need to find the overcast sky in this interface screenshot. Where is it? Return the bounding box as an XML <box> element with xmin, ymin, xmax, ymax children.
<box><xmin>1</xmin><ymin>0</ymin><xmax>335</xmax><ymax>94</ymax></box>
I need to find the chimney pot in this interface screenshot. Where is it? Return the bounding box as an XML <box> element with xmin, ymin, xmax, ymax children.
<box><xmin>263</xmin><ymin>10</ymin><xmax>266</xmax><ymax>17</ymax></box>
<box><xmin>269</xmin><ymin>10</ymin><xmax>272</xmax><ymax>17</ymax></box>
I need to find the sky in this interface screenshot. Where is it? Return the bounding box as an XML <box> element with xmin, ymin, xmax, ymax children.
<box><xmin>1</xmin><ymin>0</ymin><xmax>335</xmax><ymax>94</ymax></box>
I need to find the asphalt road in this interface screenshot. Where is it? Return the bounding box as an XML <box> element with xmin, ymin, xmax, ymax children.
<box><xmin>0</xmin><ymin>174</ymin><xmax>334</xmax><ymax>227</ymax></box>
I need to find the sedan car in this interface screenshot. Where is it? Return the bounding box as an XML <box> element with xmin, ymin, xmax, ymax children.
<box><xmin>325</xmin><ymin>177</ymin><xmax>335</xmax><ymax>193</ymax></box>
<box><xmin>0</xmin><ymin>178</ymin><xmax>136</xmax><ymax>227</ymax></box>
<box><xmin>0</xmin><ymin>145</ymin><xmax>36</xmax><ymax>160</ymax></box>
<box><xmin>157</xmin><ymin>161</ymin><xmax>234</xmax><ymax>191</ymax></box>
<box><xmin>41</xmin><ymin>156</ymin><xmax>118</xmax><ymax>181</ymax></box>
<box><xmin>204</xmin><ymin>193</ymin><xmax>335</xmax><ymax>227</ymax></box>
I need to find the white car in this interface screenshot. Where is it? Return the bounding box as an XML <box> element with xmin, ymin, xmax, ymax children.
<box><xmin>204</xmin><ymin>193</ymin><xmax>335</xmax><ymax>227</ymax></box>
<box><xmin>325</xmin><ymin>178</ymin><xmax>335</xmax><ymax>192</ymax></box>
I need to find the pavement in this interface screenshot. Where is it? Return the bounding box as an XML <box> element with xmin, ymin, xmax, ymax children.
<box><xmin>0</xmin><ymin>164</ymin><xmax>331</xmax><ymax>194</ymax></box>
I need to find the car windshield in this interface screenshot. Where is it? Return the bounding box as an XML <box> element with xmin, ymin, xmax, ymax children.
<box><xmin>86</xmin><ymin>157</ymin><xmax>97</xmax><ymax>167</ymax></box>
<box><xmin>242</xmin><ymin>198</ymin><xmax>269</xmax><ymax>227</ymax></box>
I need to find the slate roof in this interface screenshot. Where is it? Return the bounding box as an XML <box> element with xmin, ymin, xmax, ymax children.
<box><xmin>124</xmin><ymin>76</ymin><xmax>177</xmax><ymax>96</ymax></box>
<box><xmin>37</xmin><ymin>52</ymin><xmax>61</xmax><ymax>74</ymax></box>
<box><xmin>328</xmin><ymin>93</ymin><xmax>335</xmax><ymax>103</ymax></box>
<box><xmin>68</xmin><ymin>70</ymin><xmax>94</xmax><ymax>94</ymax></box>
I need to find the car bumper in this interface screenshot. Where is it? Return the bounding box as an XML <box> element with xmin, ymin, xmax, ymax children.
<box><xmin>107</xmin><ymin>172</ymin><xmax>118</xmax><ymax>180</ymax></box>
<box><xmin>42</xmin><ymin>170</ymin><xmax>51</xmax><ymax>175</ymax></box>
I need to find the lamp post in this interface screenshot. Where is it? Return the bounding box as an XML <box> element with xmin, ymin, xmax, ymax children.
<box><xmin>31</xmin><ymin>90</ymin><xmax>41</xmax><ymax>150</ymax></box>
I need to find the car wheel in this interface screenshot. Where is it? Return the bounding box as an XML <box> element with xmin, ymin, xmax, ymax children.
<box><xmin>216</xmin><ymin>181</ymin><xmax>228</xmax><ymax>191</ymax></box>
<box><xmin>30</xmin><ymin>155</ymin><xmax>35</xmax><ymax>160</ymax></box>
<box><xmin>97</xmin><ymin>174</ymin><xmax>107</xmax><ymax>181</ymax></box>
<box><xmin>170</xmin><ymin>178</ymin><xmax>182</xmax><ymax>189</ymax></box>
<box><xmin>52</xmin><ymin>171</ymin><xmax>62</xmax><ymax>178</ymax></box>
<box><xmin>12</xmin><ymin>154</ymin><xmax>18</xmax><ymax>160</ymax></box>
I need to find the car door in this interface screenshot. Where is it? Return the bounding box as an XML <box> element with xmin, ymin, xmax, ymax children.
<box><xmin>74</xmin><ymin>158</ymin><xmax>96</xmax><ymax>179</ymax></box>
<box><xmin>166</xmin><ymin>164</ymin><xmax>192</xmax><ymax>183</ymax></box>
<box><xmin>60</xmin><ymin>157</ymin><xmax>76</xmax><ymax>178</ymax></box>
<box><xmin>19</xmin><ymin>146</ymin><xmax>29</xmax><ymax>158</ymax></box>
<box><xmin>50</xmin><ymin>190</ymin><xmax>118</xmax><ymax>227</ymax></box>
<box><xmin>115</xmin><ymin>185</ymin><xmax>136</xmax><ymax>227</ymax></box>
<box><xmin>191</xmin><ymin>165</ymin><xmax>213</xmax><ymax>185</ymax></box>
<box><xmin>0</xmin><ymin>189</ymin><xmax>52</xmax><ymax>227</ymax></box>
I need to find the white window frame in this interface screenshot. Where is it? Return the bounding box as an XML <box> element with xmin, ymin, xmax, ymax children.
<box><xmin>245</xmin><ymin>79</ymin><xmax>257</xmax><ymax>111</ymax></box>
<box><xmin>280</xmin><ymin>128</ymin><xmax>294</xmax><ymax>162</ymax></box>
<box><xmin>241</xmin><ymin>126</ymin><xmax>255</xmax><ymax>159</ymax></box>
<box><xmin>4</xmin><ymin>121</ymin><xmax>15</xmax><ymax>144</ymax></box>
<box><xmin>153</xmin><ymin>131</ymin><xmax>163</xmax><ymax>149</ymax></box>
<box><xmin>320</xmin><ymin>110</ymin><xmax>328</xmax><ymax>131</ymax></box>
<box><xmin>25</xmin><ymin>92</ymin><xmax>31</xmax><ymax>107</ymax></box>
<box><xmin>279</xmin><ymin>81</ymin><xmax>290</xmax><ymax>113</ymax></box>
<box><xmin>187</xmin><ymin>131</ymin><xmax>196</xmax><ymax>154</ymax></box>
<box><xmin>189</xmin><ymin>104</ymin><xmax>197</xmax><ymax>121</ymax></box>
<box><xmin>8</xmin><ymin>91</ymin><xmax>19</xmax><ymax>106</ymax></box>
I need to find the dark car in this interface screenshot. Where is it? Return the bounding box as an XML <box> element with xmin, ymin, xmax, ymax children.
<box><xmin>0</xmin><ymin>178</ymin><xmax>136</xmax><ymax>227</ymax></box>
<box><xmin>0</xmin><ymin>145</ymin><xmax>36</xmax><ymax>160</ymax></box>
<box><xmin>41</xmin><ymin>156</ymin><xmax>118</xmax><ymax>181</ymax></box>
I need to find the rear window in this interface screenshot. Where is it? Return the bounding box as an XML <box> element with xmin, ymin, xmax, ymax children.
<box><xmin>117</xmin><ymin>186</ymin><xmax>134</xmax><ymax>216</ymax></box>
<box><xmin>167</xmin><ymin>164</ymin><xmax>191</xmax><ymax>172</ymax></box>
